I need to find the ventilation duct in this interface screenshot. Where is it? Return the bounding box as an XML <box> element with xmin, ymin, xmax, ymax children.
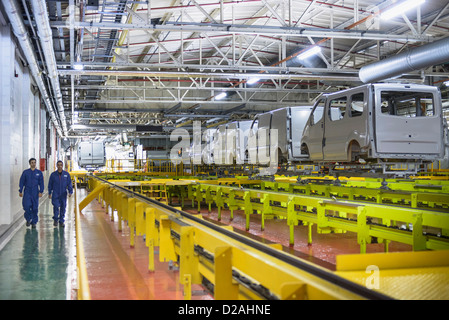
<box><xmin>359</xmin><ymin>37</ymin><xmax>449</xmax><ymax>83</ymax></box>
<box><xmin>286</xmin><ymin>48</ymin><xmax>361</xmax><ymax>87</ymax></box>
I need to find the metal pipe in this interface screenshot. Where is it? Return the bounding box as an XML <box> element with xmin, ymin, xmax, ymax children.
<box><xmin>50</xmin><ymin>20</ymin><xmax>430</xmax><ymax>42</ymax></box>
<box><xmin>30</xmin><ymin>0</ymin><xmax>68</xmax><ymax>135</ymax></box>
<box><xmin>359</xmin><ymin>37</ymin><xmax>449</xmax><ymax>83</ymax></box>
<box><xmin>59</xmin><ymin>69</ymin><xmax>361</xmax><ymax>81</ymax></box>
<box><xmin>2</xmin><ymin>0</ymin><xmax>63</xmax><ymax>137</ymax></box>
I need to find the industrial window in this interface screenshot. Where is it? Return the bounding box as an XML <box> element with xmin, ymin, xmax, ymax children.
<box><xmin>329</xmin><ymin>96</ymin><xmax>347</xmax><ymax>121</ymax></box>
<box><xmin>349</xmin><ymin>92</ymin><xmax>364</xmax><ymax>117</ymax></box>
<box><xmin>380</xmin><ymin>91</ymin><xmax>435</xmax><ymax>117</ymax></box>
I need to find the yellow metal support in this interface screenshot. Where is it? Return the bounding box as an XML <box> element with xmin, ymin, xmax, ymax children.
<box><xmin>145</xmin><ymin>207</ymin><xmax>158</xmax><ymax>246</ymax></box>
<box><xmin>103</xmin><ymin>186</ymin><xmax>109</xmax><ymax>214</ymax></box>
<box><xmin>287</xmin><ymin>196</ymin><xmax>298</xmax><ymax>247</ymax></box>
<box><xmin>180</xmin><ymin>226</ymin><xmax>200</xmax><ymax>284</ymax></box>
<box><xmin>244</xmin><ymin>192</ymin><xmax>252</xmax><ymax>231</ymax></box>
<box><xmin>135</xmin><ymin>201</ymin><xmax>145</xmax><ymax>236</ymax></box>
<box><xmin>79</xmin><ymin>183</ymin><xmax>106</xmax><ymax>212</ymax></box>
<box><xmin>111</xmin><ymin>189</ymin><xmax>118</xmax><ymax>221</ymax></box>
<box><xmin>308</xmin><ymin>223</ymin><xmax>313</xmax><ymax>245</ymax></box>
<box><xmin>183</xmin><ymin>274</ymin><xmax>192</xmax><ymax>300</ymax></box>
<box><xmin>121</xmin><ymin>191</ymin><xmax>128</xmax><ymax>221</ymax></box>
<box><xmin>280</xmin><ymin>282</ymin><xmax>308</xmax><ymax>300</ymax></box>
<box><xmin>214</xmin><ymin>246</ymin><xmax>239</xmax><ymax>300</ymax></box>
<box><xmin>159</xmin><ymin>215</ymin><xmax>177</xmax><ymax>262</ymax></box>
<box><xmin>148</xmin><ymin>238</ymin><xmax>155</xmax><ymax>272</ymax></box>
<box><xmin>117</xmin><ymin>193</ymin><xmax>124</xmax><ymax>232</ymax></box>
<box><xmin>128</xmin><ymin>198</ymin><xmax>136</xmax><ymax>247</ymax></box>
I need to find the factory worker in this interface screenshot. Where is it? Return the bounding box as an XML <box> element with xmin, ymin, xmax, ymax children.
<box><xmin>19</xmin><ymin>158</ymin><xmax>44</xmax><ymax>228</ymax></box>
<box><xmin>48</xmin><ymin>160</ymin><xmax>73</xmax><ymax>227</ymax></box>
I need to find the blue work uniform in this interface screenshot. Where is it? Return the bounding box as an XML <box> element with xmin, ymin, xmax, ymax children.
<box><xmin>19</xmin><ymin>168</ymin><xmax>44</xmax><ymax>225</ymax></box>
<box><xmin>48</xmin><ymin>170</ymin><xmax>73</xmax><ymax>224</ymax></box>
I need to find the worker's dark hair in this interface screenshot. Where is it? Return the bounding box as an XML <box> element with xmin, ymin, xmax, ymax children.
<box><xmin>57</xmin><ymin>160</ymin><xmax>63</xmax><ymax>165</ymax></box>
<box><xmin>29</xmin><ymin>158</ymin><xmax>36</xmax><ymax>164</ymax></box>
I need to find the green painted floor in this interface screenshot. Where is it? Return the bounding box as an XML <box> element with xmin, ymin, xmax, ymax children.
<box><xmin>0</xmin><ymin>196</ymin><xmax>75</xmax><ymax>300</ymax></box>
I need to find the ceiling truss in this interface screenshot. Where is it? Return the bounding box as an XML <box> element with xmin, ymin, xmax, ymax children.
<box><xmin>2</xmin><ymin>0</ymin><xmax>449</xmax><ymax>136</ymax></box>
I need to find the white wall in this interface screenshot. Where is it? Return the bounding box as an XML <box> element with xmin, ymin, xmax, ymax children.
<box><xmin>0</xmin><ymin>26</ymin><xmax>14</xmax><ymax>225</ymax></box>
<box><xmin>0</xmin><ymin>25</ymin><xmax>56</xmax><ymax>226</ymax></box>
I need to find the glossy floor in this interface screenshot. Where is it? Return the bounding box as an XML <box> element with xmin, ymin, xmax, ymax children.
<box><xmin>0</xmin><ymin>196</ymin><xmax>75</xmax><ymax>300</ymax></box>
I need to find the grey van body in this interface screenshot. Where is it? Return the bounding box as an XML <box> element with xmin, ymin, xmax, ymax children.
<box><xmin>202</xmin><ymin>128</ymin><xmax>215</xmax><ymax>165</ymax></box>
<box><xmin>207</xmin><ymin>121</ymin><xmax>253</xmax><ymax>165</ymax></box>
<box><xmin>300</xmin><ymin>83</ymin><xmax>445</xmax><ymax>162</ymax></box>
<box><xmin>249</xmin><ymin>106</ymin><xmax>313</xmax><ymax>164</ymax></box>
<box><xmin>227</xmin><ymin>120</ymin><xmax>252</xmax><ymax>164</ymax></box>
<box><xmin>78</xmin><ymin>141</ymin><xmax>106</xmax><ymax>167</ymax></box>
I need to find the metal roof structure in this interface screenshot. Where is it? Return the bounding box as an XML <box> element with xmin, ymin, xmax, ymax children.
<box><xmin>2</xmin><ymin>0</ymin><xmax>449</xmax><ymax>137</ymax></box>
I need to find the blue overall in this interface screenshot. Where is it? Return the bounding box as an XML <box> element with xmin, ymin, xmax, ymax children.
<box><xmin>19</xmin><ymin>168</ymin><xmax>44</xmax><ymax>225</ymax></box>
<box><xmin>48</xmin><ymin>170</ymin><xmax>73</xmax><ymax>224</ymax></box>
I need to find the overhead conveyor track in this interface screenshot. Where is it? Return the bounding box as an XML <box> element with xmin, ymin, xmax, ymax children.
<box><xmin>82</xmin><ymin>175</ymin><xmax>392</xmax><ymax>300</ymax></box>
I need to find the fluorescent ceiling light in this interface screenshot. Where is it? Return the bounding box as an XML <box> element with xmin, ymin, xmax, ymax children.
<box><xmin>247</xmin><ymin>77</ymin><xmax>260</xmax><ymax>85</ymax></box>
<box><xmin>297</xmin><ymin>46</ymin><xmax>321</xmax><ymax>60</ymax></box>
<box><xmin>215</xmin><ymin>92</ymin><xmax>227</xmax><ymax>100</ymax></box>
<box><xmin>381</xmin><ymin>0</ymin><xmax>425</xmax><ymax>20</ymax></box>
<box><xmin>73</xmin><ymin>63</ymin><xmax>84</xmax><ymax>70</ymax></box>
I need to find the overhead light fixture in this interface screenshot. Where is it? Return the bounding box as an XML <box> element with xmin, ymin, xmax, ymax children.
<box><xmin>381</xmin><ymin>0</ymin><xmax>425</xmax><ymax>20</ymax></box>
<box><xmin>444</xmin><ymin>80</ymin><xmax>449</xmax><ymax>86</ymax></box>
<box><xmin>215</xmin><ymin>92</ymin><xmax>227</xmax><ymax>100</ymax></box>
<box><xmin>247</xmin><ymin>77</ymin><xmax>260</xmax><ymax>85</ymax></box>
<box><xmin>297</xmin><ymin>46</ymin><xmax>321</xmax><ymax>60</ymax></box>
<box><xmin>73</xmin><ymin>63</ymin><xmax>84</xmax><ymax>70</ymax></box>
<box><xmin>175</xmin><ymin>117</ymin><xmax>187</xmax><ymax>124</ymax></box>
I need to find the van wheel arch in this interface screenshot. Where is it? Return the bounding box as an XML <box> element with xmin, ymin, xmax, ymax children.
<box><xmin>348</xmin><ymin>140</ymin><xmax>361</xmax><ymax>162</ymax></box>
<box><xmin>277</xmin><ymin>148</ymin><xmax>287</xmax><ymax>164</ymax></box>
<box><xmin>301</xmin><ymin>143</ymin><xmax>310</xmax><ymax>156</ymax></box>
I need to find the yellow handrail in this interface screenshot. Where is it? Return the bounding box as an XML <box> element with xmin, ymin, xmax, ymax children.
<box><xmin>74</xmin><ymin>180</ymin><xmax>91</xmax><ymax>300</ymax></box>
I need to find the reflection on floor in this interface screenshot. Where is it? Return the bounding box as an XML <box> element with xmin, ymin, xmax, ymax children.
<box><xmin>0</xmin><ymin>196</ymin><xmax>75</xmax><ymax>300</ymax></box>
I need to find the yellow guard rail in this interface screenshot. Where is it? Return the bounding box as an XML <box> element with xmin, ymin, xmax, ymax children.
<box><xmin>74</xmin><ymin>180</ymin><xmax>91</xmax><ymax>300</ymax></box>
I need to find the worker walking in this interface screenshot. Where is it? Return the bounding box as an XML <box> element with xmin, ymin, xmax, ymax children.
<box><xmin>48</xmin><ymin>160</ymin><xmax>73</xmax><ymax>227</ymax></box>
<box><xmin>19</xmin><ymin>158</ymin><xmax>45</xmax><ymax>228</ymax></box>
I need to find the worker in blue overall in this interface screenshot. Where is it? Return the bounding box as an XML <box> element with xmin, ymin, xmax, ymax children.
<box><xmin>48</xmin><ymin>160</ymin><xmax>73</xmax><ymax>227</ymax></box>
<box><xmin>19</xmin><ymin>158</ymin><xmax>44</xmax><ymax>228</ymax></box>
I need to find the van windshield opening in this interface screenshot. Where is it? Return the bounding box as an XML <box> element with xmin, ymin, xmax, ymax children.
<box><xmin>380</xmin><ymin>91</ymin><xmax>435</xmax><ymax>117</ymax></box>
